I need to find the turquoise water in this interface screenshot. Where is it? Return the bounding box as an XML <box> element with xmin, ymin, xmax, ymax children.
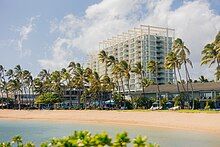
<box><xmin>0</xmin><ymin>119</ymin><xmax>219</xmax><ymax>147</ymax></box>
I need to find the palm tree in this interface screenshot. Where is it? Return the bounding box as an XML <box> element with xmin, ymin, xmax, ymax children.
<box><xmin>38</xmin><ymin>69</ymin><xmax>50</xmax><ymax>81</ymax></box>
<box><xmin>131</xmin><ymin>62</ymin><xmax>144</xmax><ymax>96</ymax></box>
<box><xmin>98</xmin><ymin>50</ymin><xmax>109</xmax><ymax>76</ymax></box>
<box><xmin>61</xmin><ymin>68</ymin><xmax>72</xmax><ymax>107</ymax></box>
<box><xmin>108</xmin><ymin>56</ymin><xmax>121</xmax><ymax>93</ymax></box>
<box><xmin>147</xmin><ymin>60</ymin><xmax>160</xmax><ymax>94</ymax></box>
<box><xmin>88</xmin><ymin>71</ymin><xmax>102</xmax><ymax>108</ymax></box>
<box><xmin>67</xmin><ymin>61</ymin><xmax>76</xmax><ymax>74</ymax></box>
<box><xmin>7</xmin><ymin>79</ymin><xmax>22</xmax><ymax>110</ymax></box>
<box><xmin>112</xmin><ymin>62</ymin><xmax>126</xmax><ymax>99</ymax></box>
<box><xmin>22</xmin><ymin>70</ymin><xmax>32</xmax><ymax>107</ymax></box>
<box><xmin>173</xmin><ymin>38</ymin><xmax>194</xmax><ymax>105</ymax></box>
<box><xmin>72</xmin><ymin>63</ymin><xmax>85</xmax><ymax>108</ymax></box>
<box><xmin>198</xmin><ymin>75</ymin><xmax>209</xmax><ymax>83</ymax></box>
<box><xmin>50</xmin><ymin>71</ymin><xmax>63</xmax><ymax>97</ymax></box>
<box><xmin>0</xmin><ymin>65</ymin><xmax>6</xmax><ymax>109</ymax></box>
<box><xmin>201</xmin><ymin>32</ymin><xmax>220</xmax><ymax>81</ymax></box>
<box><xmin>33</xmin><ymin>77</ymin><xmax>43</xmax><ymax>94</ymax></box>
<box><xmin>6</xmin><ymin>69</ymin><xmax>14</xmax><ymax>80</ymax></box>
<box><xmin>141</xmin><ymin>78</ymin><xmax>153</xmax><ymax>97</ymax></box>
<box><xmin>164</xmin><ymin>51</ymin><xmax>181</xmax><ymax>94</ymax></box>
<box><xmin>120</xmin><ymin>60</ymin><xmax>133</xmax><ymax>104</ymax></box>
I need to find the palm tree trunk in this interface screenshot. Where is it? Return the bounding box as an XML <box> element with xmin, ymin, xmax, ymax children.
<box><xmin>116</xmin><ymin>79</ymin><xmax>120</xmax><ymax>93</ymax></box>
<box><xmin>77</xmin><ymin>89</ymin><xmax>81</xmax><ymax>108</ymax></box>
<box><xmin>174</xmin><ymin>67</ymin><xmax>180</xmax><ymax>94</ymax></box>
<box><xmin>140</xmin><ymin>72</ymin><xmax>144</xmax><ymax>98</ymax></box>
<box><xmin>6</xmin><ymin>91</ymin><xmax>9</xmax><ymax>109</ymax></box>
<box><xmin>105</xmin><ymin>61</ymin><xmax>107</xmax><ymax>76</ymax></box>
<box><xmin>184</xmin><ymin>61</ymin><xmax>190</xmax><ymax>105</ymax></box>
<box><xmin>120</xmin><ymin>76</ymin><xmax>126</xmax><ymax>107</ymax></box>
<box><xmin>185</xmin><ymin>64</ymin><xmax>194</xmax><ymax>109</ymax></box>
<box><xmin>1</xmin><ymin>91</ymin><xmax>4</xmax><ymax>109</ymax></box>
<box><xmin>70</xmin><ymin>88</ymin><xmax>73</xmax><ymax>108</ymax></box>
<box><xmin>120</xmin><ymin>76</ymin><xmax>125</xmax><ymax>97</ymax></box>
<box><xmin>127</xmin><ymin>79</ymin><xmax>133</xmax><ymax>106</ymax></box>
<box><xmin>177</xmin><ymin>68</ymin><xmax>186</xmax><ymax>93</ymax></box>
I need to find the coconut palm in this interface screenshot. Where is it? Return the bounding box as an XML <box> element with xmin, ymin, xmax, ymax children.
<box><xmin>120</xmin><ymin>60</ymin><xmax>133</xmax><ymax>104</ymax></box>
<box><xmin>50</xmin><ymin>71</ymin><xmax>63</xmax><ymax>97</ymax></box>
<box><xmin>72</xmin><ymin>63</ymin><xmax>85</xmax><ymax>107</ymax></box>
<box><xmin>88</xmin><ymin>71</ymin><xmax>102</xmax><ymax>108</ymax></box>
<box><xmin>61</xmin><ymin>68</ymin><xmax>72</xmax><ymax>107</ymax></box>
<box><xmin>173</xmin><ymin>38</ymin><xmax>194</xmax><ymax>104</ymax></box>
<box><xmin>22</xmin><ymin>70</ymin><xmax>32</xmax><ymax>107</ymax></box>
<box><xmin>98</xmin><ymin>50</ymin><xmax>109</xmax><ymax>76</ymax></box>
<box><xmin>164</xmin><ymin>51</ymin><xmax>181</xmax><ymax>94</ymax></box>
<box><xmin>6</xmin><ymin>69</ymin><xmax>14</xmax><ymax>80</ymax></box>
<box><xmin>198</xmin><ymin>75</ymin><xmax>209</xmax><ymax>83</ymax></box>
<box><xmin>141</xmin><ymin>78</ymin><xmax>153</xmax><ymax>97</ymax></box>
<box><xmin>147</xmin><ymin>60</ymin><xmax>160</xmax><ymax>97</ymax></box>
<box><xmin>201</xmin><ymin>32</ymin><xmax>220</xmax><ymax>80</ymax></box>
<box><xmin>112</xmin><ymin>62</ymin><xmax>126</xmax><ymax>100</ymax></box>
<box><xmin>38</xmin><ymin>69</ymin><xmax>50</xmax><ymax>81</ymax></box>
<box><xmin>0</xmin><ymin>65</ymin><xmax>7</xmax><ymax>109</ymax></box>
<box><xmin>67</xmin><ymin>61</ymin><xmax>76</xmax><ymax>74</ymax></box>
<box><xmin>7</xmin><ymin>79</ymin><xmax>22</xmax><ymax>109</ymax></box>
<box><xmin>33</xmin><ymin>78</ymin><xmax>43</xmax><ymax>94</ymax></box>
<box><xmin>108</xmin><ymin>56</ymin><xmax>121</xmax><ymax>93</ymax></box>
<box><xmin>131</xmin><ymin>62</ymin><xmax>144</xmax><ymax>95</ymax></box>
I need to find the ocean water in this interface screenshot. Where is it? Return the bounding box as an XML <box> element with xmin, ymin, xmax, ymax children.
<box><xmin>0</xmin><ymin>119</ymin><xmax>219</xmax><ymax>147</ymax></box>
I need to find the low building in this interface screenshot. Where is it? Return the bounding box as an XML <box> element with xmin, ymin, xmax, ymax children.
<box><xmin>143</xmin><ymin>82</ymin><xmax>220</xmax><ymax>108</ymax></box>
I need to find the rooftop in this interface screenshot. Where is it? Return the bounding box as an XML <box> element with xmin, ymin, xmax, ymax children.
<box><xmin>144</xmin><ymin>82</ymin><xmax>220</xmax><ymax>93</ymax></box>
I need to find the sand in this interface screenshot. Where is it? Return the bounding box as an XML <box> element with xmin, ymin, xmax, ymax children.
<box><xmin>0</xmin><ymin>110</ymin><xmax>219</xmax><ymax>135</ymax></box>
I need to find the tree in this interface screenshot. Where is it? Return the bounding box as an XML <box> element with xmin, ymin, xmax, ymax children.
<box><xmin>35</xmin><ymin>92</ymin><xmax>61</xmax><ymax>106</ymax></box>
<box><xmin>173</xmin><ymin>38</ymin><xmax>194</xmax><ymax>107</ymax></box>
<box><xmin>22</xmin><ymin>70</ymin><xmax>33</xmax><ymax>107</ymax></box>
<box><xmin>72</xmin><ymin>63</ymin><xmax>86</xmax><ymax>108</ymax></box>
<box><xmin>120</xmin><ymin>60</ymin><xmax>133</xmax><ymax>104</ymax></box>
<box><xmin>201</xmin><ymin>32</ymin><xmax>220</xmax><ymax>81</ymax></box>
<box><xmin>107</xmin><ymin>55</ymin><xmax>119</xmax><ymax>93</ymax></box>
<box><xmin>132</xmin><ymin>62</ymin><xmax>145</xmax><ymax>96</ymax></box>
<box><xmin>147</xmin><ymin>60</ymin><xmax>160</xmax><ymax>101</ymax></box>
<box><xmin>0</xmin><ymin>65</ymin><xmax>7</xmax><ymax>109</ymax></box>
<box><xmin>198</xmin><ymin>75</ymin><xmax>209</xmax><ymax>83</ymax></box>
<box><xmin>141</xmin><ymin>78</ymin><xmax>153</xmax><ymax>98</ymax></box>
<box><xmin>112</xmin><ymin>62</ymin><xmax>126</xmax><ymax>101</ymax></box>
<box><xmin>98</xmin><ymin>50</ymin><xmax>109</xmax><ymax>76</ymax></box>
<box><xmin>88</xmin><ymin>71</ymin><xmax>102</xmax><ymax>108</ymax></box>
<box><xmin>164</xmin><ymin>51</ymin><xmax>181</xmax><ymax>94</ymax></box>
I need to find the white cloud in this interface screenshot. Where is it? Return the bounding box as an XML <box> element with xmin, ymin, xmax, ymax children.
<box><xmin>142</xmin><ymin>0</ymin><xmax>220</xmax><ymax>80</ymax></box>
<box><xmin>40</xmin><ymin>0</ymin><xmax>220</xmax><ymax>80</ymax></box>
<box><xmin>38</xmin><ymin>37</ymin><xmax>74</xmax><ymax>70</ymax></box>
<box><xmin>17</xmin><ymin>15</ymin><xmax>39</xmax><ymax>57</ymax></box>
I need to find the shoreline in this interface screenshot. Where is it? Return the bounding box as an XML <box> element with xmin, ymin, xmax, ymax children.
<box><xmin>0</xmin><ymin>110</ymin><xmax>220</xmax><ymax>135</ymax></box>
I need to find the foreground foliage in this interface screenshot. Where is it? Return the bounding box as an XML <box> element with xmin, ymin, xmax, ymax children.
<box><xmin>0</xmin><ymin>131</ymin><xmax>159</xmax><ymax>147</ymax></box>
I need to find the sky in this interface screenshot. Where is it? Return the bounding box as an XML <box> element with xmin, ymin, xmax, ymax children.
<box><xmin>0</xmin><ymin>0</ymin><xmax>220</xmax><ymax>80</ymax></box>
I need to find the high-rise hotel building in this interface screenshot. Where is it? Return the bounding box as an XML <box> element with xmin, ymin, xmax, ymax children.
<box><xmin>87</xmin><ymin>25</ymin><xmax>175</xmax><ymax>92</ymax></box>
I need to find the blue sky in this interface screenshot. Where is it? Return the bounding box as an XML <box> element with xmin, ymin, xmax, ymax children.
<box><xmin>0</xmin><ymin>0</ymin><xmax>220</xmax><ymax>79</ymax></box>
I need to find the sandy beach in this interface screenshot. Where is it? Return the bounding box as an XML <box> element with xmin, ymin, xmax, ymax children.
<box><xmin>0</xmin><ymin>110</ymin><xmax>220</xmax><ymax>135</ymax></box>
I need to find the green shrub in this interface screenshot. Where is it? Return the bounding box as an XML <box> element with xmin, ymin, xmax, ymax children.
<box><xmin>35</xmin><ymin>92</ymin><xmax>61</xmax><ymax>105</ymax></box>
<box><xmin>0</xmin><ymin>131</ymin><xmax>159</xmax><ymax>147</ymax></box>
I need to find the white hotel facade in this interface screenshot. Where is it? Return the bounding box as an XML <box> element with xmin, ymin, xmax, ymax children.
<box><xmin>87</xmin><ymin>25</ymin><xmax>175</xmax><ymax>92</ymax></box>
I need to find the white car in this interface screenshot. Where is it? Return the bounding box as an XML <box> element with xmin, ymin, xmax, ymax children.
<box><xmin>149</xmin><ymin>106</ymin><xmax>162</xmax><ymax>110</ymax></box>
<box><xmin>169</xmin><ymin>106</ymin><xmax>181</xmax><ymax>110</ymax></box>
